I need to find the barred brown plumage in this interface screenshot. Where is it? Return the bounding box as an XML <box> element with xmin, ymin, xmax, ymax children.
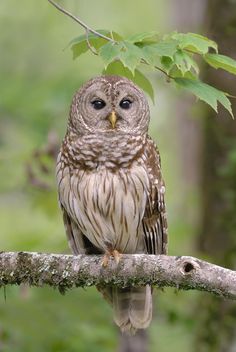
<box><xmin>56</xmin><ymin>75</ymin><xmax>168</xmax><ymax>334</ymax></box>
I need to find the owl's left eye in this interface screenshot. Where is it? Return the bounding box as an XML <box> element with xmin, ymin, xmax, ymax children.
<box><xmin>119</xmin><ymin>99</ymin><xmax>132</xmax><ymax>110</ymax></box>
<box><xmin>91</xmin><ymin>99</ymin><xmax>106</xmax><ymax>110</ymax></box>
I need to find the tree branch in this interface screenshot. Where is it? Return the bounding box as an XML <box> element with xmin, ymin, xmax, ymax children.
<box><xmin>47</xmin><ymin>1</ymin><xmax>174</xmax><ymax>81</ymax></box>
<box><xmin>0</xmin><ymin>251</ymin><xmax>236</xmax><ymax>298</ymax></box>
<box><xmin>47</xmin><ymin>0</ymin><xmax>115</xmax><ymax>43</ymax></box>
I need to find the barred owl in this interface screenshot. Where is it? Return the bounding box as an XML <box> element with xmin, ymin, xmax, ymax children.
<box><xmin>56</xmin><ymin>75</ymin><xmax>168</xmax><ymax>334</ymax></box>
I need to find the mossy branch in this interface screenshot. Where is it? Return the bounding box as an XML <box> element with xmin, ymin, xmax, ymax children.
<box><xmin>0</xmin><ymin>251</ymin><xmax>236</xmax><ymax>298</ymax></box>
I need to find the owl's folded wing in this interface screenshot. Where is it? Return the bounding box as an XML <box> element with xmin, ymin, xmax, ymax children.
<box><xmin>57</xmin><ymin>151</ymin><xmax>102</xmax><ymax>255</ymax></box>
<box><xmin>60</xmin><ymin>201</ymin><xmax>104</xmax><ymax>255</ymax></box>
<box><xmin>59</xmin><ymin>204</ymin><xmax>84</xmax><ymax>255</ymax></box>
<box><xmin>142</xmin><ymin>137</ymin><xmax>168</xmax><ymax>255</ymax></box>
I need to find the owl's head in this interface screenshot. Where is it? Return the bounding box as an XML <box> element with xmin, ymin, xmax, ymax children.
<box><xmin>68</xmin><ymin>75</ymin><xmax>150</xmax><ymax>136</ymax></box>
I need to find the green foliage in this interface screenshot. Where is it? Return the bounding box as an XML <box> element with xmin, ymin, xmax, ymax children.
<box><xmin>169</xmin><ymin>32</ymin><xmax>218</xmax><ymax>54</ymax></box>
<box><xmin>103</xmin><ymin>61</ymin><xmax>154</xmax><ymax>101</ymax></box>
<box><xmin>70</xmin><ymin>30</ymin><xmax>122</xmax><ymax>59</ymax></box>
<box><xmin>204</xmin><ymin>53</ymin><xmax>236</xmax><ymax>75</ymax></box>
<box><xmin>70</xmin><ymin>30</ymin><xmax>236</xmax><ymax>117</ymax></box>
<box><xmin>174</xmin><ymin>78</ymin><xmax>233</xmax><ymax>117</ymax></box>
<box><xmin>0</xmin><ymin>1</ymin><xmax>204</xmax><ymax>351</ymax></box>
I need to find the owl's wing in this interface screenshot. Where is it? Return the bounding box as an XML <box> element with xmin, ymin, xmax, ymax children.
<box><xmin>60</xmin><ymin>204</ymin><xmax>84</xmax><ymax>255</ymax></box>
<box><xmin>57</xmin><ymin>150</ymin><xmax>102</xmax><ymax>256</ymax></box>
<box><xmin>60</xmin><ymin>201</ymin><xmax>103</xmax><ymax>255</ymax></box>
<box><xmin>142</xmin><ymin>137</ymin><xmax>168</xmax><ymax>255</ymax></box>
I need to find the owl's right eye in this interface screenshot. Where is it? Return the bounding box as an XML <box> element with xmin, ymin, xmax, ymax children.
<box><xmin>91</xmin><ymin>99</ymin><xmax>106</xmax><ymax>110</ymax></box>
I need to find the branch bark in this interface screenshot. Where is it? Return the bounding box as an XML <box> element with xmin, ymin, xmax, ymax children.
<box><xmin>0</xmin><ymin>251</ymin><xmax>236</xmax><ymax>298</ymax></box>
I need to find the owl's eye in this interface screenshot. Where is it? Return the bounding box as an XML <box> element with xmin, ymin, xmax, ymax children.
<box><xmin>91</xmin><ymin>99</ymin><xmax>106</xmax><ymax>110</ymax></box>
<box><xmin>119</xmin><ymin>99</ymin><xmax>132</xmax><ymax>110</ymax></box>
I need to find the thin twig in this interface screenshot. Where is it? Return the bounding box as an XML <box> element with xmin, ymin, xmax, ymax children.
<box><xmin>110</xmin><ymin>30</ymin><xmax>115</xmax><ymax>41</ymax></box>
<box><xmin>85</xmin><ymin>29</ymin><xmax>98</xmax><ymax>55</ymax></box>
<box><xmin>154</xmin><ymin>65</ymin><xmax>173</xmax><ymax>81</ymax></box>
<box><xmin>140</xmin><ymin>59</ymin><xmax>173</xmax><ymax>80</ymax></box>
<box><xmin>184</xmin><ymin>48</ymin><xmax>199</xmax><ymax>55</ymax></box>
<box><xmin>47</xmin><ymin>0</ymin><xmax>116</xmax><ymax>43</ymax></box>
<box><xmin>47</xmin><ymin>0</ymin><xmax>176</xmax><ymax>80</ymax></box>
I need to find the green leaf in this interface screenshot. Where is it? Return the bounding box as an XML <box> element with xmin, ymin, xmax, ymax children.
<box><xmin>160</xmin><ymin>56</ymin><xmax>173</xmax><ymax>73</ymax></box>
<box><xmin>103</xmin><ymin>60</ymin><xmax>133</xmax><ymax>78</ymax></box>
<box><xmin>169</xmin><ymin>67</ymin><xmax>198</xmax><ymax>80</ymax></box>
<box><xmin>103</xmin><ymin>61</ymin><xmax>154</xmax><ymax>101</ymax></box>
<box><xmin>153</xmin><ymin>40</ymin><xmax>179</xmax><ymax>57</ymax></box>
<box><xmin>70</xmin><ymin>30</ymin><xmax>122</xmax><ymax>59</ymax></box>
<box><xmin>71</xmin><ymin>41</ymin><xmax>88</xmax><ymax>59</ymax></box>
<box><xmin>138</xmin><ymin>39</ymin><xmax>178</xmax><ymax>69</ymax></box>
<box><xmin>173</xmin><ymin>50</ymin><xmax>199</xmax><ymax>75</ymax></box>
<box><xmin>70</xmin><ymin>30</ymin><xmax>110</xmax><ymax>58</ymax></box>
<box><xmin>174</xmin><ymin>78</ymin><xmax>233</xmax><ymax>117</ymax></box>
<box><xmin>99</xmin><ymin>41</ymin><xmax>143</xmax><ymax>74</ymax></box>
<box><xmin>126</xmin><ymin>31</ymin><xmax>159</xmax><ymax>44</ymax></box>
<box><xmin>204</xmin><ymin>53</ymin><xmax>236</xmax><ymax>75</ymax></box>
<box><xmin>99</xmin><ymin>42</ymin><xmax>123</xmax><ymax>67</ymax></box>
<box><xmin>119</xmin><ymin>41</ymin><xmax>143</xmax><ymax>74</ymax></box>
<box><xmin>132</xmin><ymin>69</ymin><xmax>155</xmax><ymax>102</ymax></box>
<box><xmin>145</xmin><ymin>40</ymin><xmax>178</xmax><ymax>59</ymax></box>
<box><xmin>171</xmin><ymin>32</ymin><xmax>218</xmax><ymax>54</ymax></box>
<box><xmin>69</xmin><ymin>30</ymin><xmax>111</xmax><ymax>46</ymax></box>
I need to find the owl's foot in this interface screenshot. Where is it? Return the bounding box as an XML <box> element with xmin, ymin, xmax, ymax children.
<box><xmin>101</xmin><ymin>253</ymin><xmax>110</xmax><ymax>268</ymax></box>
<box><xmin>112</xmin><ymin>249</ymin><xmax>122</xmax><ymax>264</ymax></box>
<box><xmin>101</xmin><ymin>249</ymin><xmax>122</xmax><ymax>267</ymax></box>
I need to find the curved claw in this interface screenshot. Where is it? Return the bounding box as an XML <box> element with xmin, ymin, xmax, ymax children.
<box><xmin>113</xmin><ymin>249</ymin><xmax>122</xmax><ymax>264</ymax></box>
<box><xmin>101</xmin><ymin>252</ymin><xmax>110</xmax><ymax>268</ymax></box>
<box><xmin>101</xmin><ymin>249</ymin><xmax>122</xmax><ymax>267</ymax></box>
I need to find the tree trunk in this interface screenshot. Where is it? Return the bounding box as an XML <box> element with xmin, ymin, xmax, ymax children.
<box><xmin>195</xmin><ymin>1</ymin><xmax>236</xmax><ymax>351</ymax></box>
<box><xmin>118</xmin><ymin>331</ymin><xmax>148</xmax><ymax>352</ymax></box>
<box><xmin>168</xmin><ymin>0</ymin><xmax>207</xmax><ymax>228</ymax></box>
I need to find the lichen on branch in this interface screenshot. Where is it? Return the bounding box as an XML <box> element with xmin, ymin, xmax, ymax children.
<box><xmin>0</xmin><ymin>251</ymin><xmax>236</xmax><ymax>299</ymax></box>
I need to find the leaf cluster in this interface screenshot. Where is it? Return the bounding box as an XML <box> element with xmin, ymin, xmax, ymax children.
<box><xmin>70</xmin><ymin>30</ymin><xmax>236</xmax><ymax>117</ymax></box>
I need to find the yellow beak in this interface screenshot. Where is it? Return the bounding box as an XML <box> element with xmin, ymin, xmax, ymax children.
<box><xmin>108</xmin><ymin>111</ymin><xmax>117</xmax><ymax>129</ymax></box>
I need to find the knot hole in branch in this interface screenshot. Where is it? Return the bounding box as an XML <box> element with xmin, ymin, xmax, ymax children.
<box><xmin>180</xmin><ymin>260</ymin><xmax>198</xmax><ymax>275</ymax></box>
<box><xmin>183</xmin><ymin>262</ymin><xmax>194</xmax><ymax>273</ymax></box>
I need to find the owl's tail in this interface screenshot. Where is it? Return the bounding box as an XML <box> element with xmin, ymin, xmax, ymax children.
<box><xmin>112</xmin><ymin>285</ymin><xmax>152</xmax><ymax>334</ymax></box>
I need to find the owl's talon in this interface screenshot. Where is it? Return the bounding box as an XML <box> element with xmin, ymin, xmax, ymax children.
<box><xmin>113</xmin><ymin>249</ymin><xmax>122</xmax><ymax>264</ymax></box>
<box><xmin>101</xmin><ymin>253</ymin><xmax>110</xmax><ymax>267</ymax></box>
<box><xmin>101</xmin><ymin>249</ymin><xmax>122</xmax><ymax>267</ymax></box>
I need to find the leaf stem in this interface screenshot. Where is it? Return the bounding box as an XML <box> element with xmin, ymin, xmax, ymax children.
<box><xmin>47</xmin><ymin>0</ymin><xmax>116</xmax><ymax>43</ymax></box>
<box><xmin>48</xmin><ymin>0</ymin><xmax>173</xmax><ymax>82</ymax></box>
<box><xmin>85</xmin><ymin>29</ymin><xmax>98</xmax><ymax>55</ymax></box>
<box><xmin>154</xmin><ymin>65</ymin><xmax>173</xmax><ymax>80</ymax></box>
<box><xmin>140</xmin><ymin>59</ymin><xmax>173</xmax><ymax>80</ymax></box>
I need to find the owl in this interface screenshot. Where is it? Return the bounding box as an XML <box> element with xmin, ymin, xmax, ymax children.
<box><xmin>56</xmin><ymin>75</ymin><xmax>168</xmax><ymax>334</ymax></box>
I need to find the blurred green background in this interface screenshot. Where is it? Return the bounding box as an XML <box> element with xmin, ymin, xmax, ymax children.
<box><xmin>0</xmin><ymin>1</ymin><xmax>235</xmax><ymax>351</ymax></box>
